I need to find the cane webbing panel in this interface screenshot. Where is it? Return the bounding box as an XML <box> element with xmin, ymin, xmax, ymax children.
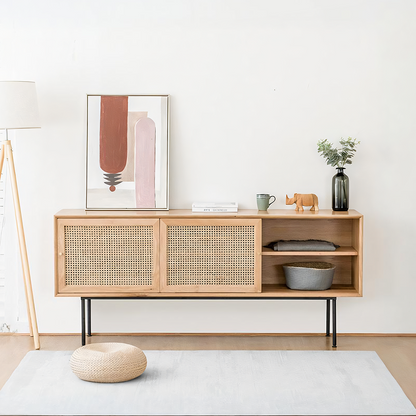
<box><xmin>167</xmin><ymin>225</ymin><xmax>255</xmax><ymax>286</ymax></box>
<box><xmin>64</xmin><ymin>225</ymin><xmax>153</xmax><ymax>286</ymax></box>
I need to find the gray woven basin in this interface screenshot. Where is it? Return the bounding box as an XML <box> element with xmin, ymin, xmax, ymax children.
<box><xmin>283</xmin><ymin>262</ymin><xmax>336</xmax><ymax>291</ymax></box>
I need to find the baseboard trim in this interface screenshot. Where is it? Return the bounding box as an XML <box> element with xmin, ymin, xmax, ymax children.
<box><xmin>2</xmin><ymin>332</ymin><xmax>415</xmax><ymax>337</ymax></box>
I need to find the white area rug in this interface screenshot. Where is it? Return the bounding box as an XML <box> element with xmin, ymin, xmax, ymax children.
<box><xmin>0</xmin><ymin>350</ymin><xmax>414</xmax><ymax>415</ymax></box>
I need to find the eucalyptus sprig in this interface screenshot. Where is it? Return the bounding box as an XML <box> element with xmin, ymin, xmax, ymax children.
<box><xmin>317</xmin><ymin>137</ymin><xmax>360</xmax><ymax>168</ymax></box>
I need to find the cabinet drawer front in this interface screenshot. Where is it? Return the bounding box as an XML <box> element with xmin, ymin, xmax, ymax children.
<box><xmin>160</xmin><ymin>219</ymin><xmax>262</xmax><ymax>292</ymax></box>
<box><xmin>55</xmin><ymin>219</ymin><xmax>159</xmax><ymax>295</ymax></box>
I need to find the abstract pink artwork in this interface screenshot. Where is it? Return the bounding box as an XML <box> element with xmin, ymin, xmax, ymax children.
<box><xmin>86</xmin><ymin>95</ymin><xmax>169</xmax><ymax>210</ymax></box>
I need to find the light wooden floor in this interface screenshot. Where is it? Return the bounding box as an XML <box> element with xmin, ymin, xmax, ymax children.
<box><xmin>1</xmin><ymin>334</ymin><xmax>416</xmax><ymax>407</ymax></box>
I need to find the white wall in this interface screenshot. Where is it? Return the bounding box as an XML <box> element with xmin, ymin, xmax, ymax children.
<box><xmin>1</xmin><ymin>0</ymin><xmax>415</xmax><ymax>334</ymax></box>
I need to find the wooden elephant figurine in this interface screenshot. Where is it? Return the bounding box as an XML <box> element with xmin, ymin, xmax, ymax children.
<box><xmin>286</xmin><ymin>193</ymin><xmax>319</xmax><ymax>211</ymax></box>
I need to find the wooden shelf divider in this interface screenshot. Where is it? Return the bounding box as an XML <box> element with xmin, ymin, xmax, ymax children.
<box><xmin>262</xmin><ymin>246</ymin><xmax>358</xmax><ymax>256</ymax></box>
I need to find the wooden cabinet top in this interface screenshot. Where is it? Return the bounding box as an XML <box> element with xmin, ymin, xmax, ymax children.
<box><xmin>55</xmin><ymin>209</ymin><xmax>362</xmax><ymax>219</ymax></box>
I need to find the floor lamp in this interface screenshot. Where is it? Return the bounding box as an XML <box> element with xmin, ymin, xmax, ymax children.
<box><xmin>0</xmin><ymin>81</ymin><xmax>40</xmax><ymax>350</ymax></box>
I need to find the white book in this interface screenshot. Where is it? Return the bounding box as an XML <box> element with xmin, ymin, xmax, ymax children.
<box><xmin>192</xmin><ymin>207</ymin><xmax>238</xmax><ymax>213</ymax></box>
<box><xmin>192</xmin><ymin>202</ymin><xmax>238</xmax><ymax>209</ymax></box>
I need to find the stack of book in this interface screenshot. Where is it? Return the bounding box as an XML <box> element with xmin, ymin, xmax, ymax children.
<box><xmin>191</xmin><ymin>202</ymin><xmax>238</xmax><ymax>213</ymax></box>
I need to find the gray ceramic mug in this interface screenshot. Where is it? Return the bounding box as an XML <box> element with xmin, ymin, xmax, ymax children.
<box><xmin>257</xmin><ymin>194</ymin><xmax>276</xmax><ymax>211</ymax></box>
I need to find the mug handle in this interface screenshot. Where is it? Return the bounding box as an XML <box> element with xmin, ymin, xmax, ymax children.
<box><xmin>268</xmin><ymin>195</ymin><xmax>276</xmax><ymax>207</ymax></box>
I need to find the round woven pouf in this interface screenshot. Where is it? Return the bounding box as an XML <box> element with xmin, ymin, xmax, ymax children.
<box><xmin>70</xmin><ymin>342</ymin><xmax>147</xmax><ymax>383</ymax></box>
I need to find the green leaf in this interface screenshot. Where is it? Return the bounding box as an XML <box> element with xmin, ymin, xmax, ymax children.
<box><xmin>317</xmin><ymin>136</ymin><xmax>359</xmax><ymax>167</ymax></box>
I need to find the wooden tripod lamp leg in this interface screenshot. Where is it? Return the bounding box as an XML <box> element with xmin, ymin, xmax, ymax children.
<box><xmin>0</xmin><ymin>142</ymin><xmax>5</xmax><ymax>174</ymax></box>
<box><xmin>4</xmin><ymin>141</ymin><xmax>40</xmax><ymax>350</ymax></box>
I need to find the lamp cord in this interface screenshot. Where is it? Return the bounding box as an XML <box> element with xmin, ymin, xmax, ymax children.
<box><xmin>0</xmin><ymin>130</ymin><xmax>9</xmax><ymax>245</ymax></box>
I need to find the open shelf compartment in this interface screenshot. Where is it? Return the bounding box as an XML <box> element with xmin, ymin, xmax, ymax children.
<box><xmin>261</xmin><ymin>216</ymin><xmax>363</xmax><ymax>297</ymax></box>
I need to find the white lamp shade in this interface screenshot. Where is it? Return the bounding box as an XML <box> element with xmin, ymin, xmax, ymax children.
<box><xmin>0</xmin><ymin>81</ymin><xmax>40</xmax><ymax>129</ymax></box>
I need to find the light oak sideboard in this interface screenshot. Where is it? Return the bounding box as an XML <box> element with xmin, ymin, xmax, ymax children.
<box><xmin>54</xmin><ymin>209</ymin><xmax>363</xmax><ymax>347</ymax></box>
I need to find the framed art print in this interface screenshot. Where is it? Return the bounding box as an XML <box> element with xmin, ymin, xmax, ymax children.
<box><xmin>86</xmin><ymin>95</ymin><xmax>169</xmax><ymax>210</ymax></box>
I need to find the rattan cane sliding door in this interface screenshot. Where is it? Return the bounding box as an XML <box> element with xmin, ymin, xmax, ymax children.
<box><xmin>160</xmin><ymin>219</ymin><xmax>262</xmax><ymax>292</ymax></box>
<box><xmin>55</xmin><ymin>219</ymin><xmax>159</xmax><ymax>295</ymax></box>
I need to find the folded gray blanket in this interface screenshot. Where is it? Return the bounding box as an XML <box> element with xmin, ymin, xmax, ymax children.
<box><xmin>266</xmin><ymin>240</ymin><xmax>340</xmax><ymax>251</ymax></box>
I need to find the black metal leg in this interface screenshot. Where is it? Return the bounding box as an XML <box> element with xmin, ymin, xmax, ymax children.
<box><xmin>87</xmin><ymin>298</ymin><xmax>92</xmax><ymax>337</ymax></box>
<box><xmin>332</xmin><ymin>298</ymin><xmax>337</xmax><ymax>348</ymax></box>
<box><xmin>77</xmin><ymin>296</ymin><xmax>340</xmax><ymax>347</ymax></box>
<box><xmin>326</xmin><ymin>299</ymin><xmax>330</xmax><ymax>336</ymax></box>
<box><xmin>81</xmin><ymin>298</ymin><xmax>86</xmax><ymax>346</ymax></box>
